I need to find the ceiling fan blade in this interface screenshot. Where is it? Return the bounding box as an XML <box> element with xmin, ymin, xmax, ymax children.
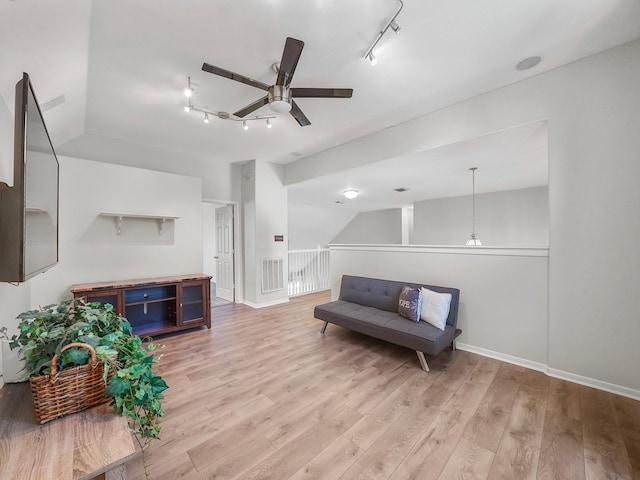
<box><xmin>290</xmin><ymin>100</ymin><xmax>311</xmax><ymax>127</ymax></box>
<box><xmin>233</xmin><ymin>95</ymin><xmax>269</xmax><ymax>118</ymax></box>
<box><xmin>276</xmin><ymin>37</ymin><xmax>304</xmax><ymax>87</ymax></box>
<box><xmin>291</xmin><ymin>88</ymin><xmax>353</xmax><ymax>98</ymax></box>
<box><xmin>202</xmin><ymin>63</ymin><xmax>270</xmax><ymax>91</ymax></box>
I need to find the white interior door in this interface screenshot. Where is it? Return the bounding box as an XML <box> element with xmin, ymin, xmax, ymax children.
<box><xmin>215</xmin><ymin>205</ymin><xmax>234</xmax><ymax>302</ymax></box>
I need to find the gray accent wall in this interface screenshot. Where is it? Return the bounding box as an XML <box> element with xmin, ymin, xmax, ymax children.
<box><xmin>330</xmin><ymin>208</ymin><xmax>403</xmax><ymax>245</ymax></box>
<box><xmin>413</xmin><ymin>186</ymin><xmax>549</xmax><ymax>246</ymax></box>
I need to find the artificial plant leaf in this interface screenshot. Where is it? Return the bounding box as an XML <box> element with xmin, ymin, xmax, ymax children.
<box><xmin>64</xmin><ymin>347</ymin><xmax>89</xmax><ymax>366</ymax></box>
<box><xmin>149</xmin><ymin>376</ymin><xmax>169</xmax><ymax>393</ymax></box>
<box><xmin>106</xmin><ymin>376</ymin><xmax>131</xmax><ymax>396</ymax></box>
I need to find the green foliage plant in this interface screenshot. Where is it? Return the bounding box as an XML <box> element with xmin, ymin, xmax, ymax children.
<box><xmin>1</xmin><ymin>298</ymin><xmax>168</xmax><ymax>474</ymax></box>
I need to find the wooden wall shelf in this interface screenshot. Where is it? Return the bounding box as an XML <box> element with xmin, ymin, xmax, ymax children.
<box><xmin>71</xmin><ymin>274</ymin><xmax>212</xmax><ymax>338</ymax></box>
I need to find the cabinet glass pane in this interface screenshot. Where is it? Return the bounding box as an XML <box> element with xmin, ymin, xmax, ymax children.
<box><xmin>182</xmin><ymin>285</ymin><xmax>204</xmax><ymax>322</ymax></box>
<box><xmin>87</xmin><ymin>294</ymin><xmax>118</xmax><ymax>309</ymax></box>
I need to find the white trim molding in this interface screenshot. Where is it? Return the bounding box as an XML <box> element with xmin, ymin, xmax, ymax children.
<box><xmin>458</xmin><ymin>342</ymin><xmax>640</xmax><ymax>401</ymax></box>
<box><xmin>329</xmin><ymin>243</ymin><xmax>549</xmax><ymax>257</ymax></box>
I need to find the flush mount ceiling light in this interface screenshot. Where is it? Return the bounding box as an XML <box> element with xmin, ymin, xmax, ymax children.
<box><xmin>363</xmin><ymin>0</ymin><xmax>404</xmax><ymax>65</ymax></box>
<box><xmin>515</xmin><ymin>56</ymin><xmax>542</xmax><ymax>71</ymax></box>
<box><xmin>465</xmin><ymin>167</ymin><xmax>482</xmax><ymax>246</ymax></box>
<box><xmin>182</xmin><ymin>77</ymin><xmax>275</xmax><ymax>130</ymax></box>
<box><xmin>343</xmin><ymin>190</ymin><xmax>359</xmax><ymax>200</ymax></box>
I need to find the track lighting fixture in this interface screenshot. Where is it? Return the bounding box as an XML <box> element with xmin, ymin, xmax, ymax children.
<box><xmin>182</xmin><ymin>77</ymin><xmax>275</xmax><ymax>130</ymax></box>
<box><xmin>363</xmin><ymin>0</ymin><xmax>403</xmax><ymax>65</ymax></box>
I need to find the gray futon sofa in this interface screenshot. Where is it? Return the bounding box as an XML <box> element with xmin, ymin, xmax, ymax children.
<box><xmin>314</xmin><ymin>275</ymin><xmax>461</xmax><ymax>372</ymax></box>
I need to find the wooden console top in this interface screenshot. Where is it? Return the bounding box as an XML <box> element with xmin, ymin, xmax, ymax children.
<box><xmin>0</xmin><ymin>382</ymin><xmax>138</xmax><ymax>479</ymax></box>
<box><xmin>71</xmin><ymin>273</ymin><xmax>212</xmax><ymax>293</ymax></box>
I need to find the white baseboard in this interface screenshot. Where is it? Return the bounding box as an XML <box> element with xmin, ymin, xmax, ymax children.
<box><xmin>456</xmin><ymin>342</ymin><xmax>640</xmax><ymax>401</ymax></box>
<box><xmin>546</xmin><ymin>368</ymin><xmax>640</xmax><ymax>401</ymax></box>
<box><xmin>242</xmin><ymin>298</ymin><xmax>290</xmax><ymax>309</ymax></box>
<box><xmin>457</xmin><ymin>343</ymin><xmax>547</xmax><ymax>373</ymax></box>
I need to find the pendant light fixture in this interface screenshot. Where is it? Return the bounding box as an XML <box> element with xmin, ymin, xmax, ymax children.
<box><xmin>466</xmin><ymin>167</ymin><xmax>482</xmax><ymax>246</ymax></box>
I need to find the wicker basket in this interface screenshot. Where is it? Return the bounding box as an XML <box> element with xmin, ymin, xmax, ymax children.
<box><xmin>29</xmin><ymin>342</ymin><xmax>112</xmax><ymax>424</ymax></box>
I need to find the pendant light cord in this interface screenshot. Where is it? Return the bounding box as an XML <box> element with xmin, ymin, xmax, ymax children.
<box><xmin>471</xmin><ymin>167</ymin><xmax>477</xmax><ymax>237</ymax></box>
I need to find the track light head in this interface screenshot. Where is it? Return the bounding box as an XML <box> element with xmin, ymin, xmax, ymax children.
<box><xmin>266</xmin><ymin>118</ymin><xmax>272</xmax><ymax>129</ymax></box>
<box><xmin>390</xmin><ymin>21</ymin><xmax>401</xmax><ymax>34</ymax></box>
<box><xmin>203</xmin><ymin>113</ymin><xmax>209</xmax><ymax>124</ymax></box>
<box><xmin>367</xmin><ymin>52</ymin><xmax>378</xmax><ymax>66</ymax></box>
<box><xmin>243</xmin><ymin>120</ymin><xmax>249</xmax><ymax>131</ymax></box>
<box><xmin>184</xmin><ymin>105</ymin><xmax>193</xmax><ymax>113</ymax></box>
<box><xmin>184</xmin><ymin>76</ymin><xmax>194</xmax><ymax>97</ymax></box>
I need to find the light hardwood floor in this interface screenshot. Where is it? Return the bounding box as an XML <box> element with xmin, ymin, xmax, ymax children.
<box><xmin>127</xmin><ymin>291</ymin><xmax>640</xmax><ymax>480</ymax></box>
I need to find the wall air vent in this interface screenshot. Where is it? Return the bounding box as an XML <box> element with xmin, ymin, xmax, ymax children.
<box><xmin>393</xmin><ymin>187</ymin><xmax>410</xmax><ymax>192</ymax></box>
<box><xmin>261</xmin><ymin>257</ymin><xmax>285</xmax><ymax>293</ymax></box>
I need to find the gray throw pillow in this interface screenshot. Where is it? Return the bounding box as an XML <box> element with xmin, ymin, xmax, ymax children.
<box><xmin>398</xmin><ymin>286</ymin><xmax>422</xmax><ymax>322</ymax></box>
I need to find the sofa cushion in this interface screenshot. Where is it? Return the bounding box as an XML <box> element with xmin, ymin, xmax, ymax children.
<box><xmin>420</xmin><ymin>287</ymin><xmax>452</xmax><ymax>331</ymax></box>
<box><xmin>398</xmin><ymin>286</ymin><xmax>422</xmax><ymax>322</ymax></box>
<box><xmin>314</xmin><ymin>300</ymin><xmax>457</xmax><ymax>355</ymax></box>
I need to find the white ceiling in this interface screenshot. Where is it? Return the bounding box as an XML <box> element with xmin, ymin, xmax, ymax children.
<box><xmin>1</xmin><ymin>0</ymin><xmax>640</xmax><ymax>208</ymax></box>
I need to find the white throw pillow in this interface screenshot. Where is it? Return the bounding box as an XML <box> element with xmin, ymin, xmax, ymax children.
<box><xmin>420</xmin><ymin>288</ymin><xmax>452</xmax><ymax>331</ymax></box>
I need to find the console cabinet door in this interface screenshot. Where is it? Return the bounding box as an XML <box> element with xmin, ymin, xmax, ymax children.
<box><xmin>178</xmin><ymin>280</ymin><xmax>210</xmax><ymax>327</ymax></box>
<box><xmin>74</xmin><ymin>289</ymin><xmax>124</xmax><ymax>314</ymax></box>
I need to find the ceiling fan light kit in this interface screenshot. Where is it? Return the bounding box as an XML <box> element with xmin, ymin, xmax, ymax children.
<box><xmin>268</xmin><ymin>85</ymin><xmax>292</xmax><ymax>113</ymax></box>
<box><xmin>201</xmin><ymin>36</ymin><xmax>353</xmax><ymax>126</ymax></box>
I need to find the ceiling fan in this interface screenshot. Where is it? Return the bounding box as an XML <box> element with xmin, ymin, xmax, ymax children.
<box><xmin>201</xmin><ymin>37</ymin><xmax>353</xmax><ymax>127</ymax></box>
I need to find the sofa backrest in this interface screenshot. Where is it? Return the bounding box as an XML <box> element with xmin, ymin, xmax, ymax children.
<box><xmin>338</xmin><ymin>274</ymin><xmax>461</xmax><ymax>328</ymax></box>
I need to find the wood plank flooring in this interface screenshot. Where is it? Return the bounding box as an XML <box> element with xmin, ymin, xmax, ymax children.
<box><xmin>126</xmin><ymin>291</ymin><xmax>640</xmax><ymax>480</ymax></box>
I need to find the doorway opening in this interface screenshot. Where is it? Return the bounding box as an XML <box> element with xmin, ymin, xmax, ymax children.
<box><xmin>202</xmin><ymin>201</ymin><xmax>235</xmax><ymax>307</ymax></box>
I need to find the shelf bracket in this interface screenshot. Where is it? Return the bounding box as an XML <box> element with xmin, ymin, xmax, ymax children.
<box><xmin>159</xmin><ymin>218</ymin><xmax>167</xmax><ymax>235</ymax></box>
<box><xmin>115</xmin><ymin>215</ymin><xmax>123</xmax><ymax>235</ymax></box>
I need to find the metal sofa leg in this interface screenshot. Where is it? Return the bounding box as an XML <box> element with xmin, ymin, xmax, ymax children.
<box><xmin>452</xmin><ymin>339</ymin><xmax>457</xmax><ymax>351</ymax></box>
<box><xmin>416</xmin><ymin>351</ymin><xmax>430</xmax><ymax>372</ymax></box>
<box><xmin>320</xmin><ymin>322</ymin><xmax>328</xmax><ymax>334</ymax></box>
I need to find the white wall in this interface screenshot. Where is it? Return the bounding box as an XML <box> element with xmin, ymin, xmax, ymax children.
<box><xmin>413</xmin><ymin>187</ymin><xmax>549</xmax><ymax>246</ymax></box>
<box><xmin>287</xmin><ymin>203</ymin><xmax>356</xmax><ymax>250</ymax></box>
<box><xmin>286</xmin><ymin>40</ymin><xmax>640</xmax><ymax>396</ymax></box>
<box><xmin>331</xmin><ymin>208</ymin><xmax>403</xmax><ymax>244</ymax></box>
<box><xmin>330</xmin><ymin>245</ymin><xmax>549</xmax><ymax>367</ymax></box>
<box><xmin>28</xmin><ymin>156</ymin><xmax>203</xmax><ymax>304</ymax></box>
<box><xmin>242</xmin><ymin>160</ymin><xmax>289</xmax><ymax>307</ymax></box>
<box><xmin>58</xmin><ymin>133</ymin><xmax>238</xmax><ymax>201</ymax></box>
